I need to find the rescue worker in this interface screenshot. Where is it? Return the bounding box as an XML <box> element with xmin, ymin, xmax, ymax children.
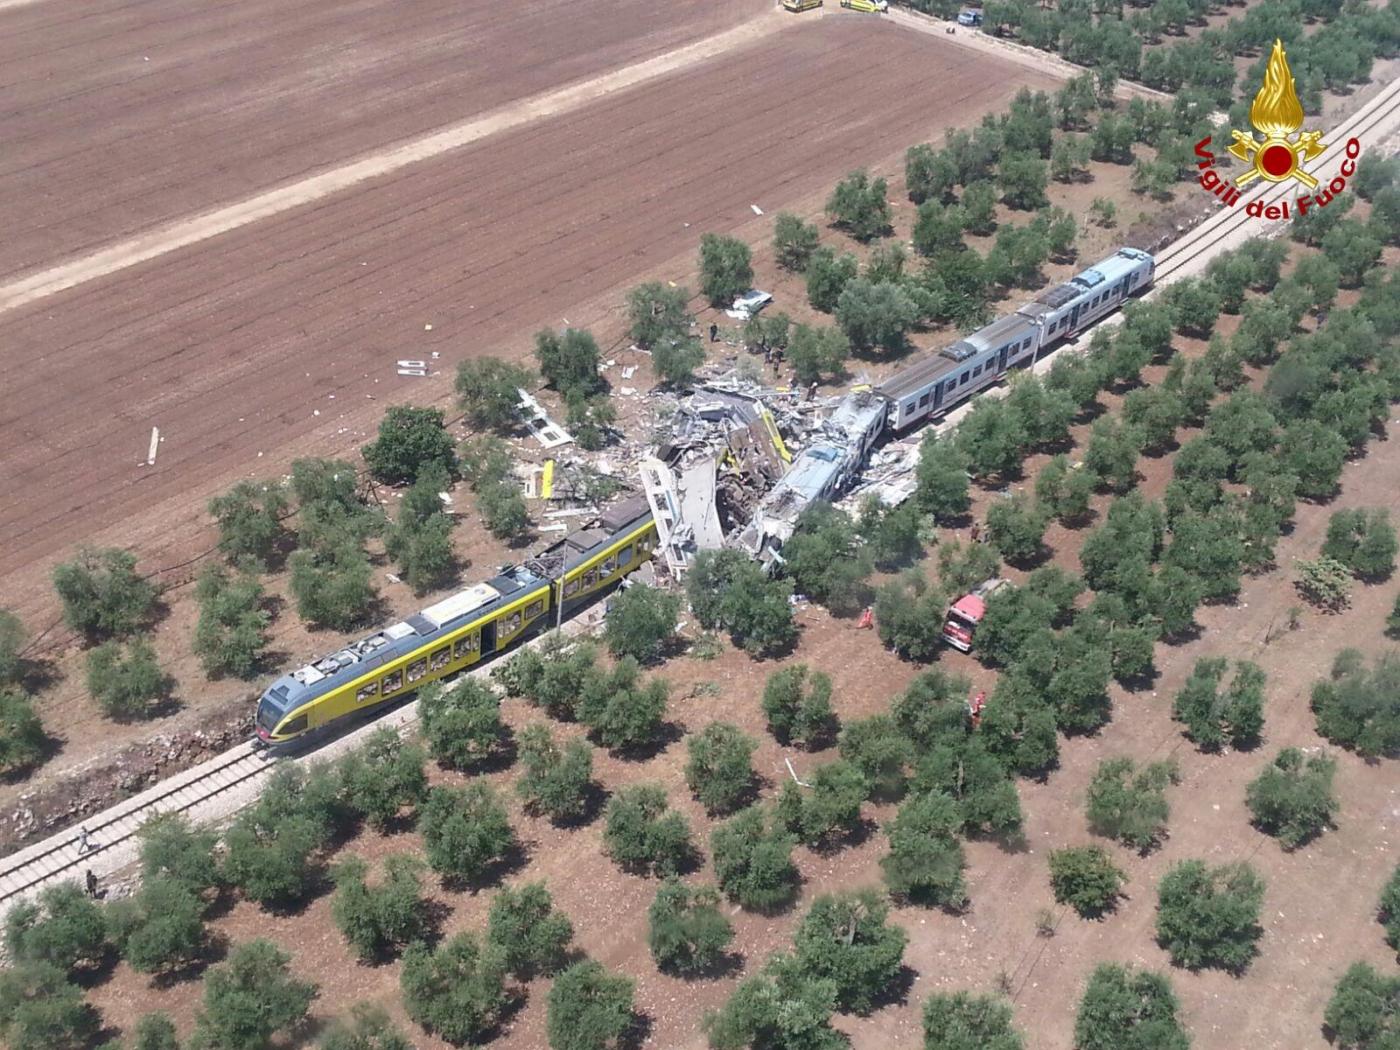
<box><xmin>85</xmin><ymin>869</ymin><xmax>99</xmax><ymax>898</ymax></box>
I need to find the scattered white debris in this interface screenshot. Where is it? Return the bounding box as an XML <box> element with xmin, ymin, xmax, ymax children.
<box><xmin>539</xmin><ymin>523</ymin><xmax>568</xmax><ymax>533</ymax></box>
<box><xmin>785</xmin><ymin>758</ymin><xmax>811</xmax><ymax>787</ymax></box>
<box><xmin>438</xmin><ymin>493</ymin><xmax>453</xmax><ymax>506</ymax></box>
<box><xmin>750</xmin><ymin>204</ymin><xmax>763</xmax><ymax>215</ymax></box>
<box><xmin>620</xmin><ymin>387</ymin><xmax>636</xmax><ymax>396</ymax></box>
<box><xmin>424</xmin><ymin>323</ymin><xmax>433</xmax><ymax>331</ymax></box>
<box><xmin>145</xmin><ymin>427</ymin><xmax>160</xmax><ymax>466</ymax></box>
<box><xmin>386</xmin><ymin>573</ymin><xmax>401</xmax><ymax>583</ymax></box>
<box><xmin>621</xmin><ymin>366</ymin><xmax>637</xmax><ymax>380</ymax></box>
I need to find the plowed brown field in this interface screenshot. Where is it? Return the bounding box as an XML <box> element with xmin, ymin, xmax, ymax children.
<box><xmin>0</xmin><ymin>8</ymin><xmax>1051</xmax><ymax>623</ymax></box>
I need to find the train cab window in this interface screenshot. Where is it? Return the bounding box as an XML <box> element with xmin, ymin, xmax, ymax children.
<box><xmin>583</xmin><ymin>568</ymin><xmax>599</xmax><ymax>590</ymax></box>
<box><xmin>356</xmin><ymin>682</ymin><xmax>378</xmax><ymax>703</ymax></box>
<box><xmin>564</xmin><ymin>577</ymin><xmax>581</xmax><ymax>597</ymax></box>
<box><xmin>453</xmin><ymin>633</ymin><xmax>479</xmax><ymax>660</ymax></box>
<box><xmin>430</xmin><ymin>647</ymin><xmax>450</xmax><ymax>671</ymax></box>
<box><xmin>382</xmin><ymin>669</ymin><xmax>403</xmax><ymax>695</ymax></box>
<box><xmin>618</xmin><ymin>546</ymin><xmax>634</xmax><ymax>567</ymax></box>
<box><xmin>282</xmin><ymin>715</ymin><xmax>308</xmax><ymax>736</ymax></box>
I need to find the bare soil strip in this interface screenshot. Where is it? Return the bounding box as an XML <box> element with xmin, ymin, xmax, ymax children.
<box><xmin>0</xmin><ymin>11</ymin><xmax>786</xmax><ymax>315</ymax></box>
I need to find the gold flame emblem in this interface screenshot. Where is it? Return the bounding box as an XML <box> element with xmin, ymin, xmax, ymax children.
<box><xmin>1228</xmin><ymin>39</ymin><xmax>1326</xmax><ymax>187</ymax></box>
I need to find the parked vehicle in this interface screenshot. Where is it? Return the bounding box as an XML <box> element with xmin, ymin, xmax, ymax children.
<box><xmin>957</xmin><ymin>7</ymin><xmax>984</xmax><ymax>25</ymax></box>
<box><xmin>840</xmin><ymin>0</ymin><xmax>889</xmax><ymax>12</ymax></box>
<box><xmin>942</xmin><ymin>578</ymin><xmax>1011</xmax><ymax>652</ymax></box>
<box><xmin>782</xmin><ymin>0</ymin><xmax>823</xmax><ymax>10</ymax></box>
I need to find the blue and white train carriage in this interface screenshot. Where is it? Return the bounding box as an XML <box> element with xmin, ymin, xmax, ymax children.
<box><xmin>876</xmin><ymin>247</ymin><xmax>1155</xmax><ymax>431</ymax></box>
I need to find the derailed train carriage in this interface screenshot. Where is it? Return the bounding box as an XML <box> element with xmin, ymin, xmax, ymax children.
<box><xmin>254</xmin><ymin>498</ymin><xmax>657</xmax><ymax>748</ymax></box>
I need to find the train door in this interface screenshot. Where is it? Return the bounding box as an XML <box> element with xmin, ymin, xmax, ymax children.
<box><xmin>480</xmin><ymin>620</ymin><xmax>498</xmax><ymax>656</ymax></box>
<box><xmin>1069</xmin><ymin>303</ymin><xmax>1082</xmax><ymax>332</ymax></box>
<box><xmin>997</xmin><ymin>344</ymin><xmax>1010</xmax><ymax>373</ymax></box>
<box><xmin>932</xmin><ymin>381</ymin><xmax>945</xmax><ymax>411</ymax></box>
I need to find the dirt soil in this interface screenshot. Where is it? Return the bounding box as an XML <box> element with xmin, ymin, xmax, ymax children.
<box><xmin>0</xmin><ymin>0</ymin><xmax>758</xmax><ymax>277</ymax></box>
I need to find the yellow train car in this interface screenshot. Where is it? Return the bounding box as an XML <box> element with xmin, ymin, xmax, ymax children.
<box><xmin>255</xmin><ymin>498</ymin><xmax>658</xmax><ymax>747</ymax></box>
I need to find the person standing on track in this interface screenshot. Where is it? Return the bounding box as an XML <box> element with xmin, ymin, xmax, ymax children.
<box><xmin>77</xmin><ymin>825</ymin><xmax>94</xmax><ymax>853</ymax></box>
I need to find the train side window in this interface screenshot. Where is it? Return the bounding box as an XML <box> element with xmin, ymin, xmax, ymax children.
<box><xmin>960</xmin><ymin>372</ymin><xmax>969</xmax><ymax>386</ymax></box>
<box><xmin>282</xmin><ymin>715</ymin><xmax>308</xmax><ymax>735</ymax></box>
<box><xmin>618</xmin><ymin>545</ymin><xmax>634</xmax><ymax>567</ymax></box>
<box><xmin>502</xmin><ymin>611</ymin><xmax>523</xmax><ymax>636</ymax></box>
<box><xmin>407</xmin><ymin>659</ymin><xmax>427</xmax><ymax>684</ymax></box>
<box><xmin>453</xmin><ymin>633</ymin><xmax>479</xmax><ymax>660</ymax></box>
<box><xmin>972</xmin><ymin>364</ymin><xmax>982</xmax><ymax>378</ymax></box>
<box><xmin>564</xmin><ymin>577</ymin><xmax>581</xmax><ymax>597</ymax></box>
<box><xmin>583</xmin><ymin>568</ymin><xmax>599</xmax><ymax>589</ymax></box>
<box><xmin>918</xmin><ymin>392</ymin><xmax>931</xmax><ymax>407</ymax></box>
<box><xmin>382</xmin><ymin>669</ymin><xmax>403</xmax><ymax>695</ymax></box>
<box><xmin>430</xmin><ymin>647</ymin><xmax>450</xmax><ymax>671</ymax></box>
<box><xmin>525</xmin><ymin>599</ymin><xmax>544</xmax><ymax>620</ymax></box>
<box><xmin>600</xmin><ymin>554</ymin><xmax>618</xmax><ymax>577</ymax></box>
<box><xmin>356</xmin><ymin>682</ymin><xmax>378</xmax><ymax>702</ymax></box>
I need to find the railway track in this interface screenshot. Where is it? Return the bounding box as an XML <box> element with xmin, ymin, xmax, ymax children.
<box><xmin>1152</xmin><ymin>74</ymin><xmax>1400</xmax><ymax>283</ymax></box>
<box><xmin>0</xmin><ymin>743</ymin><xmax>274</xmax><ymax>905</ymax></box>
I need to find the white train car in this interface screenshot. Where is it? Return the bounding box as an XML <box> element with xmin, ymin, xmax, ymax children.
<box><xmin>875</xmin><ymin>246</ymin><xmax>1155</xmax><ymax>432</ymax></box>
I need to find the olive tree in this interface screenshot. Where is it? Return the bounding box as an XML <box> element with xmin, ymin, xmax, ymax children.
<box><xmin>1311</xmin><ymin>649</ymin><xmax>1400</xmax><ymax>758</ymax></box>
<box><xmin>193</xmin><ymin>939</ymin><xmax>316</xmax><ymax>1050</ymax></box>
<box><xmin>1155</xmin><ymin>860</ymin><xmax>1264</xmax><ymax>972</ymax></box>
<box><xmin>686</xmin><ymin>722</ymin><xmax>757</xmax><ymax>815</ymax></box>
<box><xmin>516</xmin><ymin>724</ymin><xmax>596</xmax><ymax>824</ymax></box>
<box><xmin>421</xmin><ymin>783</ymin><xmax>515</xmax><ymax>885</ymax></box>
<box><xmin>711</xmin><ymin>805</ymin><xmax>800</xmax><ymax>913</ymax></box>
<box><xmin>1085</xmin><ymin>757</ymin><xmax>1179</xmax><ymax>851</ymax></box>
<box><xmin>1048</xmin><ymin>846</ymin><xmax>1126</xmax><ymax>918</ymax></box>
<box><xmin>1073</xmin><ymin>964</ymin><xmax>1189</xmax><ymax>1050</ymax></box>
<box><xmin>1245</xmin><ymin>748</ymin><xmax>1338</xmax><ymax>849</ymax></box>
<box><xmin>603</xmin><ymin>785</ymin><xmax>693</xmax><ymax>877</ymax></box>
<box><xmin>922</xmin><ymin>992</ymin><xmax>1025</xmax><ymax>1050</ymax></box>
<box><xmin>52</xmin><ymin>547</ymin><xmax>156</xmax><ymax>641</ymax></box>
<box><xmin>487</xmin><ymin>881</ymin><xmax>574</xmax><ymax>979</ymax></box>
<box><xmin>547</xmin><ymin>961</ymin><xmax>635</xmax><ymax>1050</ymax></box>
<box><xmin>793</xmin><ymin>890</ymin><xmax>908</xmax><ymax>1015</ymax></box>
<box><xmin>647</xmin><ymin>878</ymin><xmax>734</xmax><ymax>976</ymax></box>
<box><xmin>400</xmin><ymin>933</ymin><xmax>508</xmax><ymax>1046</ymax></box>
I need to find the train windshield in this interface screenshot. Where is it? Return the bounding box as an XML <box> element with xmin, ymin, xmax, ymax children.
<box><xmin>255</xmin><ymin>702</ymin><xmax>280</xmax><ymax>734</ymax></box>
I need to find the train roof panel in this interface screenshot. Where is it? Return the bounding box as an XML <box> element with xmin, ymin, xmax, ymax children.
<box><xmin>963</xmin><ymin>313</ymin><xmax>1037</xmax><ymax>350</ymax></box>
<box><xmin>422</xmin><ymin>583</ymin><xmax>502</xmax><ymax>629</ymax></box>
<box><xmin>599</xmin><ymin>496</ymin><xmax>650</xmax><ymax>532</ymax></box>
<box><xmin>875</xmin><ymin>353</ymin><xmax>958</xmax><ymax>401</ymax></box>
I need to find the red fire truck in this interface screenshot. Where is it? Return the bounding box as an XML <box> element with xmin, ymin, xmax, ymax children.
<box><xmin>941</xmin><ymin>578</ymin><xmax>1011</xmax><ymax>652</ymax></box>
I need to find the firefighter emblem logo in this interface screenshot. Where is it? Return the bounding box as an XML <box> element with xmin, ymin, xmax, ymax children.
<box><xmin>1228</xmin><ymin>39</ymin><xmax>1326</xmax><ymax>188</ymax></box>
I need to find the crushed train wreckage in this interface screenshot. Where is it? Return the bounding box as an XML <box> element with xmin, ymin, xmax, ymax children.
<box><xmin>638</xmin><ymin>373</ymin><xmax>913</xmax><ymax>575</ymax></box>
